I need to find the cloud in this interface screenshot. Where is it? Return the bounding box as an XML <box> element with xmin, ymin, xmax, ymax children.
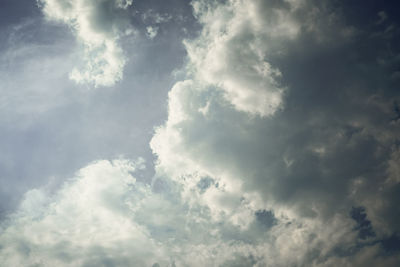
<box><xmin>146</xmin><ymin>26</ymin><xmax>158</xmax><ymax>39</ymax></box>
<box><xmin>149</xmin><ymin>0</ymin><xmax>400</xmax><ymax>265</ymax></box>
<box><xmin>182</xmin><ymin>0</ymin><xmax>302</xmax><ymax>116</ymax></box>
<box><xmin>3</xmin><ymin>158</ymin><xmax>398</xmax><ymax>266</ymax></box>
<box><xmin>152</xmin><ymin>0</ymin><xmax>400</xmax><ymax>224</ymax></box>
<box><xmin>1</xmin><ymin>0</ymin><xmax>400</xmax><ymax>266</ymax></box>
<box><xmin>0</xmin><ymin>159</ymin><xmax>169</xmax><ymax>266</ymax></box>
<box><xmin>38</xmin><ymin>0</ymin><xmax>134</xmax><ymax>87</ymax></box>
<box><xmin>0</xmin><ymin>0</ymin><xmax>193</xmax><ymax>219</ymax></box>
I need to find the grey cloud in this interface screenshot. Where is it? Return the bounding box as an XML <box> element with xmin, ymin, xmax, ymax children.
<box><xmin>1</xmin><ymin>0</ymin><xmax>400</xmax><ymax>266</ymax></box>
<box><xmin>155</xmin><ymin>0</ymin><xmax>400</xmax><ymax>219</ymax></box>
<box><xmin>150</xmin><ymin>0</ymin><xmax>400</xmax><ymax>265</ymax></box>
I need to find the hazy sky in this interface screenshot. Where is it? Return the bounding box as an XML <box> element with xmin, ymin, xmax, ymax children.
<box><xmin>0</xmin><ymin>0</ymin><xmax>400</xmax><ymax>266</ymax></box>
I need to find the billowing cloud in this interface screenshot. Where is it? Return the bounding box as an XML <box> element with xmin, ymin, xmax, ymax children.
<box><xmin>3</xmin><ymin>158</ymin><xmax>399</xmax><ymax>266</ymax></box>
<box><xmin>0</xmin><ymin>159</ymin><xmax>168</xmax><ymax>266</ymax></box>
<box><xmin>1</xmin><ymin>0</ymin><xmax>400</xmax><ymax>266</ymax></box>
<box><xmin>183</xmin><ymin>0</ymin><xmax>301</xmax><ymax>116</ymax></box>
<box><xmin>150</xmin><ymin>0</ymin><xmax>400</xmax><ymax>265</ymax></box>
<box><xmin>38</xmin><ymin>0</ymin><xmax>134</xmax><ymax>87</ymax></box>
<box><xmin>182</xmin><ymin>0</ymin><xmax>359</xmax><ymax>117</ymax></box>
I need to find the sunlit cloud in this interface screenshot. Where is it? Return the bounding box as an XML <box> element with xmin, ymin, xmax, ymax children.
<box><xmin>0</xmin><ymin>0</ymin><xmax>399</xmax><ymax>266</ymax></box>
<box><xmin>38</xmin><ymin>0</ymin><xmax>134</xmax><ymax>87</ymax></box>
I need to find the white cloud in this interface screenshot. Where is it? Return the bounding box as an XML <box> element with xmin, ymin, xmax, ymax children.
<box><xmin>0</xmin><ymin>159</ymin><xmax>170</xmax><ymax>266</ymax></box>
<box><xmin>183</xmin><ymin>0</ymin><xmax>301</xmax><ymax>116</ymax></box>
<box><xmin>38</xmin><ymin>0</ymin><xmax>134</xmax><ymax>87</ymax></box>
<box><xmin>2</xmin><ymin>158</ymin><xmax>387</xmax><ymax>266</ymax></box>
<box><xmin>146</xmin><ymin>26</ymin><xmax>159</xmax><ymax>39</ymax></box>
<box><xmin>1</xmin><ymin>0</ymin><xmax>399</xmax><ymax>266</ymax></box>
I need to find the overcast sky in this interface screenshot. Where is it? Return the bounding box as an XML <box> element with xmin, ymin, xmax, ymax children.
<box><xmin>0</xmin><ymin>0</ymin><xmax>400</xmax><ymax>266</ymax></box>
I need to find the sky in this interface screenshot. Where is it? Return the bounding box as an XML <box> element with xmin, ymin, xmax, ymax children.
<box><xmin>0</xmin><ymin>0</ymin><xmax>400</xmax><ymax>266</ymax></box>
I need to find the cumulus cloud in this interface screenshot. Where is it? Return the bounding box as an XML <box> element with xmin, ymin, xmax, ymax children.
<box><xmin>0</xmin><ymin>159</ymin><xmax>168</xmax><ymax>266</ymax></box>
<box><xmin>3</xmin><ymin>158</ymin><xmax>398</xmax><ymax>266</ymax></box>
<box><xmin>150</xmin><ymin>0</ymin><xmax>400</xmax><ymax>265</ymax></box>
<box><xmin>182</xmin><ymin>0</ymin><xmax>360</xmax><ymax>117</ymax></box>
<box><xmin>182</xmin><ymin>0</ymin><xmax>301</xmax><ymax>116</ymax></box>
<box><xmin>38</xmin><ymin>0</ymin><xmax>134</xmax><ymax>87</ymax></box>
<box><xmin>1</xmin><ymin>0</ymin><xmax>400</xmax><ymax>266</ymax></box>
